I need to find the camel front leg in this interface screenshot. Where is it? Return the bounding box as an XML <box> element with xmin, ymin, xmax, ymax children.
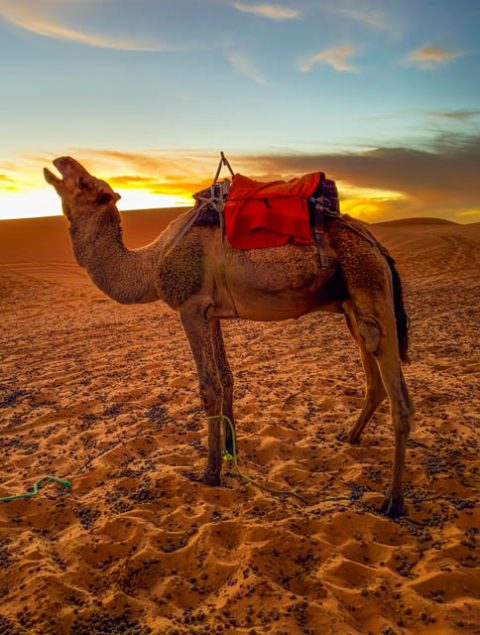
<box><xmin>211</xmin><ymin>320</ymin><xmax>236</xmax><ymax>457</ymax></box>
<box><xmin>180</xmin><ymin>306</ymin><xmax>223</xmax><ymax>486</ymax></box>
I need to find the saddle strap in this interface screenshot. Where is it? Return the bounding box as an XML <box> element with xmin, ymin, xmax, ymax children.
<box><xmin>217</xmin><ymin>208</ymin><xmax>239</xmax><ymax>317</ymax></box>
<box><xmin>313</xmin><ymin>204</ymin><xmax>330</xmax><ymax>269</ymax></box>
<box><xmin>309</xmin><ymin>178</ymin><xmax>341</xmax><ymax>269</ymax></box>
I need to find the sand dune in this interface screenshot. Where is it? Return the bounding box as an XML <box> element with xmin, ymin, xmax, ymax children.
<box><xmin>1</xmin><ymin>211</ymin><xmax>479</xmax><ymax>634</ymax></box>
<box><xmin>374</xmin><ymin>218</ymin><xmax>459</xmax><ymax>227</ymax></box>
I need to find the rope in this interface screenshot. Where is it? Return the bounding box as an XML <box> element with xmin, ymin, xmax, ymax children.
<box><xmin>204</xmin><ymin>416</ymin><xmax>479</xmax><ymax>514</ymax></box>
<box><xmin>161</xmin><ymin>200</ymin><xmax>209</xmax><ymax>257</ymax></box>
<box><xmin>207</xmin><ymin>414</ymin><xmax>353</xmax><ymax>506</ymax></box>
<box><xmin>213</xmin><ymin>151</ymin><xmax>235</xmax><ymax>183</ymax></box>
<box><xmin>0</xmin><ymin>476</ymin><xmax>71</xmax><ymax>503</ymax></box>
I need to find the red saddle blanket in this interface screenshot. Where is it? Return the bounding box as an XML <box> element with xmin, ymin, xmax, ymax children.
<box><xmin>224</xmin><ymin>172</ymin><xmax>322</xmax><ymax>249</ymax></box>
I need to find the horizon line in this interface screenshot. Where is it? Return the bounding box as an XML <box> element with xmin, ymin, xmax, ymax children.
<box><xmin>0</xmin><ymin>208</ymin><xmax>476</xmax><ymax>226</ymax></box>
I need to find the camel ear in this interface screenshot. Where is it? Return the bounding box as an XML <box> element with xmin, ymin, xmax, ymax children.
<box><xmin>44</xmin><ymin>168</ymin><xmax>62</xmax><ymax>191</ymax></box>
<box><xmin>96</xmin><ymin>190</ymin><xmax>121</xmax><ymax>205</ymax></box>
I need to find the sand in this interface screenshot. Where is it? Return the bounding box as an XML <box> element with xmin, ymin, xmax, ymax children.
<box><xmin>0</xmin><ymin>211</ymin><xmax>479</xmax><ymax>634</ymax></box>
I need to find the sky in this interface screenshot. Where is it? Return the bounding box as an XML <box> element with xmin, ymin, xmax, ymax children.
<box><xmin>0</xmin><ymin>0</ymin><xmax>479</xmax><ymax>222</ymax></box>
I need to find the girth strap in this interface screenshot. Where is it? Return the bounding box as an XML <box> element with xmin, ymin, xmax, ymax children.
<box><xmin>312</xmin><ymin>203</ymin><xmax>329</xmax><ymax>269</ymax></box>
<box><xmin>309</xmin><ymin>178</ymin><xmax>341</xmax><ymax>269</ymax></box>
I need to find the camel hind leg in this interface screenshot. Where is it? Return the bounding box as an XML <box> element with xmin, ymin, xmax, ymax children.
<box><xmin>374</xmin><ymin>343</ymin><xmax>414</xmax><ymax>517</ymax></box>
<box><xmin>344</xmin><ymin>308</ymin><xmax>387</xmax><ymax>444</ymax></box>
<box><xmin>329</xmin><ymin>221</ymin><xmax>413</xmax><ymax>515</ymax></box>
<box><xmin>348</xmin><ymin>293</ymin><xmax>414</xmax><ymax>517</ymax></box>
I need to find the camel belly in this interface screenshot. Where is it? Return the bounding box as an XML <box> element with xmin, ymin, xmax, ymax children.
<box><xmin>222</xmin><ymin>243</ymin><xmax>345</xmax><ymax>321</ymax></box>
<box><xmin>232</xmin><ymin>289</ymin><xmax>343</xmax><ymax>321</ymax></box>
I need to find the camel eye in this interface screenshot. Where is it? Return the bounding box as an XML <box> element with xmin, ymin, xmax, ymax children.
<box><xmin>78</xmin><ymin>176</ymin><xmax>93</xmax><ymax>191</ymax></box>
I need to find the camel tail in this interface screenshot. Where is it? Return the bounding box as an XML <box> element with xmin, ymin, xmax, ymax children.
<box><xmin>386</xmin><ymin>254</ymin><xmax>410</xmax><ymax>363</ymax></box>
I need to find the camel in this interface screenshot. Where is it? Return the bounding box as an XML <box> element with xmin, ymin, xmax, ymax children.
<box><xmin>44</xmin><ymin>156</ymin><xmax>414</xmax><ymax>517</ymax></box>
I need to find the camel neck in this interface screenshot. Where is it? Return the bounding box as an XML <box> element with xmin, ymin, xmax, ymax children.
<box><xmin>69</xmin><ymin>206</ymin><xmax>158</xmax><ymax>304</ymax></box>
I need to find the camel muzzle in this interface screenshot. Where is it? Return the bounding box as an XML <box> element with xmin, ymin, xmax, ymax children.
<box><xmin>53</xmin><ymin>156</ymin><xmax>89</xmax><ymax>179</ymax></box>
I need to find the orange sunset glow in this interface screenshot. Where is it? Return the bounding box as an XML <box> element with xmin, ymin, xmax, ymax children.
<box><xmin>1</xmin><ymin>0</ymin><xmax>479</xmax><ymax>224</ymax></box>
<box><xmin>1</xmin><ymin>153</ymin><xmax>412</xmax><ymax>222</ymax></box>
<box><xmin>2</xmin><ymin>144</ymin><xmax>479</xmax><ymax>222</ymax></box>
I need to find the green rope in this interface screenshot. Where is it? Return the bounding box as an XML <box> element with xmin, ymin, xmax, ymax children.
<box><xmin>208</xmin><ymin>414</ymin><xmax>310</xmax><ymax>504</ymax></box>
<box><xmin>208</xmin><ymin>414</ymin><xmax>246</xmax><ymax>475</ymax></box>
<box><xmin>0</xmin><ymin>476</ymin><xmax>71</xmax><ymax>503</ymax></box>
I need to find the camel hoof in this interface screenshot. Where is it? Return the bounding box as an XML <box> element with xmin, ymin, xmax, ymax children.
<box><xmin>378</xmin><ymin>496</ymin><xmax>405</xmax><ymax>519</ymax></box>
<box><xmin>203</xmin><ymin>471</ymin><xmax>221</xmax><ymax>487</ymax></box>
<box><xmin>347</xmin><ymin>432</ymin><xmax>361</xmax><ymax>445</ymax></box>
<box><xmin>336</xmin><ymin>430</ymin><xmax>361</xmax><ymax>445</ymax></box>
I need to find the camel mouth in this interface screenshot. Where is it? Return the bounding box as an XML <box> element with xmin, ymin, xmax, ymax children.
<box><xmin>43</xmin><ymin>167</ymin><xmax>62</xmax><ymax>184</ymax></box>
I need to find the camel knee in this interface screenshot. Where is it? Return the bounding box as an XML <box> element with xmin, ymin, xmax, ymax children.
<box><xmin>358</xmin><ymin>316</ymin><xmax>381</xmax><ymax>355</ymax></box>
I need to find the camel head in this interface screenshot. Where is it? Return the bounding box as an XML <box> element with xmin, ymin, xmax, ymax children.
<box><xmin>44</xmin><ymin>157</ymin><xmax>121</xmax><ymax>221</ymax></box>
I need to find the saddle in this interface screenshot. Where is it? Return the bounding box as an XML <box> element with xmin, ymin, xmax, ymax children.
<box><xmin>193</xmin><ymin>171</ymin><xmax>341</xmax><ymax>268</ymax></box>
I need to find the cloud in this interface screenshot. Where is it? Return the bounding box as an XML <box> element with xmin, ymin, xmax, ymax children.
<box><xmin>298</xmin><ymin>45</ymin><xmax>357</xmax><ymax>73</ymax></box>
<box><xmin>0</xmin><ymin>173</ymin><xmax>18</xmax><ymax>191</ymax></box>
<box><xmin>78</xmin><ymin>135</ymin><xmax>480</xmax><ymax>220</ymax></box>
<box><xmin>0</xmin><ymin>1</ymin><xmax>178</xmax><ymax>51</ymax></box>
<box><xmin>233</xmin><ymin>134</ymin><xmax>480</xmax><ymax>220</ymax></box>
<box><xmin>12</xmin><ymin>134</ymin><xmax>480</xmax><ymax>222</ymax></box>
<box><xmin>405</xmin><ymin>45</ymin><xmax>463</xmax><ymax>70</ymax></box>
<box><xmin>232</xmin><ymin>3</ymin><xmax>300</xmax><ymax>20</ymax></box>
<box><xmin>330</xmin><ymin>5</ymin><xmax>400</xmax><ymax>37</ymax></box>
<box><xmin>428</xmin><ymin>110</ymin><xmax>480</xmax><ymax>121</ymax></box>
<box><xmin>457</xmin><ymin>209</ymin><xmax>480</xmax><ymax>218</ymax></box>
<box><xmin>108</xmin><ymin>175</ymin><xmax>157</xmax><ymax>187</ymax></box>
<box><xmin>225</xmin><ymin>51</ymin><xmax>266</xmax><ymax>84</ymax></box>
<box><xmin>64</xmin><ymin>149</ymin><xmax>220</xmax><ymax>198</ymax></box>
<box><xmin>107</xmin><ymin>174</ymin><xmax>211</xmax><ymax>198</ymax></box>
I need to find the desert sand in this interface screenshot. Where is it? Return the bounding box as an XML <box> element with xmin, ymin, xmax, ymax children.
<box><xmin>0</xmin><ymin>211</ymin><xmax>479</xmax><ymax>634</ymax></box>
